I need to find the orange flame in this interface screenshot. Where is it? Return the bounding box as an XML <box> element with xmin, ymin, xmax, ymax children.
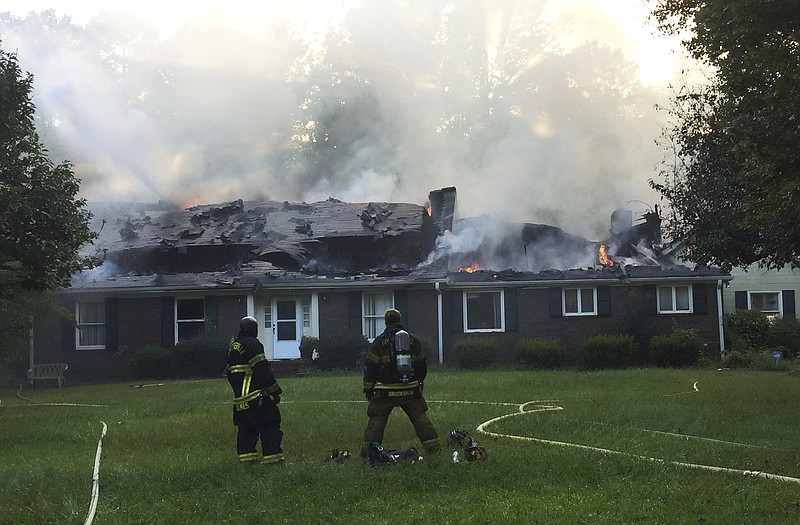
<box><xmin>460</xmin><ymin>262</ymin><xmax>480</xmax><ymax>273</ymax></box>
<box><xmin>425</xmin><ymin>202</ymin><xmax>432</xmax><ymax>216</ymax></box>
<box><xmin>598</xmin><ymin>244</ymin><xmax>614</xmax><ymax>266</ymax></box>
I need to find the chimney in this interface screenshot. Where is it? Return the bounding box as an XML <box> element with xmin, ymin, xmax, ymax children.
<box><xmin>610</xmin><ymin>209</ymin><xmax>633</xmax><ymax>235</ymax></box>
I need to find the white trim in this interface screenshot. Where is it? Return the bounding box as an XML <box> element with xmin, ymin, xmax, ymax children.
<box><xmin>463</xmin><ymin>289</ymin><xmax>505</xmax><ymax>333</ymax></box>
<box><xmin>362</xmin><ymin>290</ymin><xmax>394</xmax><ymax>341</ymax></box>
<box><xmin>174</xmin><ymin>297</ymin><xmax>205</xmax><ymax>344</ymax></box>
<box><xmin>657</xmin><ymin>285</ymin><xmax>693</xmax><ymax>314</ymax></box>
<box><xmin>746</xmin><ymin>290</ymin><xmax>783</xmax><ymax>317</ymax></box>
<box><xmin>75</xmin><ymin>300</ymin><xmax>106</xmax><ymax>350</ymax></box>
<box><xmin>562</xmin><ymin>287</ymin><xmax>598</xmax><ymax>316</ymax></box>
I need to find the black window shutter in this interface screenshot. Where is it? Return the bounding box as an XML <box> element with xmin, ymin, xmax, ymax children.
<box><xmin>549</xmin><ymin>288</ymin><xmax>562</xmax><ymax>318</ymax></box>
<box><xmin>597</xmin><ymin>286</ymin><xmax>611</xmax><ymax>317</ymax></box>
<box><xmin>204</xmin><ymin>295</ymin><xmax>218</xmax><ymax>334</ymax></box>
<box><xmin>348</xmin><ymin>292</ymin><xmax>362</xmax><ymax>333</ymax></box>
<box><xmin>450</xmin><ymin>291</ymin><xmax>463</xmax><ymax>332</ymax></box>
<box><xmin>505</xmin><ymin>288</ymin><xmax>518</xmax><ymax>332</ymax></box>
<box><xmin>644</xmin><ymin>285</ymin><xmax>657</xmax><ymax>315</ymax></box>
<box><xmin>394</xmin><ymin>289</ymin><xmax>408</xmax><ymax>326</ymax></box>
<box><xmin>105</xmin><ymin>298</ymin><xmax>119</xmax><ymax>352</ymax></box>
<box><xmin>692</xmin><ymin>283</ymin><xmax>708</xmax><ymax>315</ymax></box>
<box><xmin>62</xmin><ymin>317</ymin><xmax>76</xmax><ymax>352</ymax></box>
<box><xmin>783</xmin><ymin>290</ymin><xmax>796</xmax><ymax>317</ymax></box>
<box><xmin>161</xmin><ymin>296</ymin><xmax>175</xmax><ymax>348</ymax></box>
<box><xmin>734</xmin><ymin>291</ymin><xmax>748</xmax><ymax>310</ymax></box>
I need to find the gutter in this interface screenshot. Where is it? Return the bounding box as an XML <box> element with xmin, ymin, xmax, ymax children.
<box><xmin>717</xmin><ymin>279</ymin><xmax>726</xmax><ymax>357</ymax></box>
<box><xmin>435</xmin><ymin>281</ymin><xmax>444</xmax><ymax>364</ymax></box>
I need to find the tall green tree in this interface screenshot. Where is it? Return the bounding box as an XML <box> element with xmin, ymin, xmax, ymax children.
<box><xmin>0</xmin><ymin>43</ymin><xmax>97</xmax><ymax>366</ymax></box>
<box><xmin>650</xmin><ymin>0</ymin><xmax>800</xmax><ymax>271</ymax></box>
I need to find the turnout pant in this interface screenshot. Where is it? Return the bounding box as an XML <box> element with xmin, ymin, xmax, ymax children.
<box><xmin>362</xmin><ymin>395</ymin><xmax>439</xmax><ymax>457</ymax></box>
<box><xmin>233</xmin><ymin>396</ymin><xmax>284</xmax><ymax>464</ymax></box>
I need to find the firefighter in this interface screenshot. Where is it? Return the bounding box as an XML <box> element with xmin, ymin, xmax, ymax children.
<box><xmin>226</xmin><ymin>316</ymin><xmax>284</xmax><ymax>465</ymax></box>
<box><xmin>361</xmin><ymin>308</ymin><xmax>440</xmax><ymax>459</ymax></box>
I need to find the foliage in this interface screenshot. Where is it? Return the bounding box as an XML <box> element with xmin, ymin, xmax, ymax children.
<box><xmin>127</xmin><ymin>332</ymin><xmax>249</xmax><ymax>380</ymax></box>
<box><xmin>172</xmin><ymin>332</ymin><xmax>229</xmax><ymax>379</ymax></box>
<box><xmin>649</xmin><ymin>0</ymin><xmax>800</xmax><ymax>270</ymax></box>
<box><xmin>3</xmin><ymin>370</ymin><xmax>800</xmax><ymax>524</ymax></box>
<box><xmin>315</xmin><ymin>329</ymin><xmax>368</xmax><ymax>371</ymax></box>
<box><xmin>579</xmin><ymin>334</ymin><xmax>635</xmax><ymax>370</ymax></box>
<box><xmin>128</xmin><ymin>345</ymin><xmax>174</xmax><ymax>380</ymax></box>
<box><xmin>723</xmin><ymin>309</ymin><xmax>771</xmax><ymax>350</ymax></box>
<box><xmin>0</xmin><ymin>44</ymin><xmax>97</xmax><ymax>364</ymax></box>
<box><xmin>299</xmin><ymin>335</ymin><xmax>320</xmax><ymax>361</ymax></box>
<box><xmin>744</xmin><ymin>350</ymin><xmax>792</xmax><ymax>372</ymax></box>
<box><xmin>515</xmin><ymin>338</ymin><xmax>565</xmax><ymax>369</ymax></box>
<box><xmin>766</xmin><ymin>317</ymin><xmax>800</xmax><ymax>359</ymax></box>
<box><xmin>451</xmin><ymin>337</ymin><xmax>498</xmax><ymax>369</ymax></box>
<box><xmin>648</xmin><ymin>327</ymin><xmax>705</xmax><ymax>368</ymax></box>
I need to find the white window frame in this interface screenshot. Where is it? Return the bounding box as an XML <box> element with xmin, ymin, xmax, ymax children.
<box><xmin>363</xmin><ymin>291</ymin><xmax>394</xmax><ymax>341</ymax></box>
<box><xmin>175</xmin><ymin>297</ymin><xmax>205</xmax><ymax>343</ymax></box>
<box><xmin>747</xmin><ymin>291</ymin><xmax>782</xmax><ymax>318</ymax></box>
<box><xmin>657</xmin><ymin>285</ymin><xmax>693</xmax><ymax>314</ymax></box>
<box><xmin>75</xmin><ymin>300</ymin><xmax>106</xmax><ymax>350</ymax></box>
<box><xmin>563</xmin><ymin>287</ymin><xmax>597</xmax><ymax>316</ymax></box>
<box><xmin>463</xmin><ymin>289</ymin><xmax>505</xmax><ymax>333</ymax></box>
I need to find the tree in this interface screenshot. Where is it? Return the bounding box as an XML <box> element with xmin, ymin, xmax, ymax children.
<box><xmin>0</xmin><ymin>44</ymin><xmax>97</xmax><ymax>367</ymax></box>
<box><xmin>649</xmin><ymin>0</ymin><xmax>800</xmax><ymax>271</ymax></box>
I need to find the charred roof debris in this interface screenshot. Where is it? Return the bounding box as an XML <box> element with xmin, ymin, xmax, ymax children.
<box><xmin>73</xmin><ymin>188</ymin><xmax>720</xmax><ymax>291</ymax></box>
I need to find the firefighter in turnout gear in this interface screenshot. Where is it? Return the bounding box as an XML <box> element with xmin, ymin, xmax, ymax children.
<box><xmin>361</xmin><ymin>309</ymin><xmax>440</xmax><ymax>459</ymax></box>
<box><xmin>226</xmin><ymin>316</ymin><xmax>285</xmax><ymax>465</ymax></box>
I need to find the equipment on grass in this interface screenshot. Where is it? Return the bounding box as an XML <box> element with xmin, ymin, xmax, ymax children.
<box><xmin>327</xmin><ymin>449</ymin><xmax>350</xmax><ymax>462</ymax></box>
<box><xmin>447</xmin><ymin>428</ymin><xmax>488</xmax><ymax>463</ymax></box>
<box><xmin>366</xmin><ymin>442</ymin><xmax>421</xmax><ymax>467</ymax></box>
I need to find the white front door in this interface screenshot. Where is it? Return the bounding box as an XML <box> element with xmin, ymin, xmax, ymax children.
<box><xmin>273</xmin><ymin>299</ymin><xmax>301</xmax><ymax>359</ymax></box>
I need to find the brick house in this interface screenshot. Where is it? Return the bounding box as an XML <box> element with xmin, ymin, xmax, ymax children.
<box><xmin>31</xmin><ymin>187</ymin><xmax>730</xmax><ymax>383</ymax></box>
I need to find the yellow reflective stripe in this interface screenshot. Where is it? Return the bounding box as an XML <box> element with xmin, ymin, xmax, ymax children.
<box><xmin>227</xmin><ymin>364</ymin><xmax>250</xmax><ymax>373</ymax></box>
<box><xmin>241</xmin><ymin>369</ymin><xmax>252</xmax><ymax>398</ymax></box>
<box><xmin>239</xmin><ymin>452</ymin><xmax>260</xmax><ymax>463</ymax></box>
<box><xmin>249</xmin><ymin>353</ymin><xmax>266</xmax><ymax>366</ymax></box>
<box><xmin>232</xmin><ymin>390</ymin><xmax>262</xmax><ymax>404</ymax></box>
<box><xmin>367</xmin><ymin>353</ymin><xmax>390</xmax><ymax>364</ymax></box>
<box><xmin>262</xmin><ymin>453</ymin><xmax>285</xmax><ymax>465</ymax></box>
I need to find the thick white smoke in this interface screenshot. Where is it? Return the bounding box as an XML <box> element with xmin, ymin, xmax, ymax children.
<box><xmin>1</xmin><ymin>0</ymin><xmax>690</xmax><ymax>239</ymax></box>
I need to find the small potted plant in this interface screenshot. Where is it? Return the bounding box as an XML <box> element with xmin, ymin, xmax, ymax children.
<box><xmin>299</xmin><ymin>335</ymin><xmax>319</xmax><ymax>363</ymax></box>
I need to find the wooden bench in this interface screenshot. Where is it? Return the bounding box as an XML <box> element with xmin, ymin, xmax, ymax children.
<box><xmin>29</xmin><ymin>363</ymin><xmax>69</xmax><ymax>388</ymax></box>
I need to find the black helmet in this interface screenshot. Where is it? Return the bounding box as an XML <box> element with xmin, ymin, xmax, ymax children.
<box><xmin>240</xmin><ymin>316</ymin><xmax>258</xmax><ymax>337</ymax></box>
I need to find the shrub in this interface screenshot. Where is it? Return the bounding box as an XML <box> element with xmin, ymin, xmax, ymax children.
<box><xmin>579</xmin><ymin>334</ymin><xmax>635</xmax><ymax>370</ymax></box>
<box><xmin>767</xmin><ymin>317</ymin><xmax>800</xmax><ymax>359</ymax></box>
<box><xmin>724</xmin><ymin>309</ymin><xmax>770</xmax><ymax>350</ymax></box>
<box><xmin>316</xmin><ymin>329</ymin><xmax>369</xmax><ymax>371</ymax></box>
<box><xmin>516</xmin><ymin>338</ymin><xmax>565</xmax><ymax>369</ymax></box>
<box><xmin>747</xmin><ymin>350</ymin><xmax>792</xmax><ymax>372</ymax></box>
<box><xmin>173</xmin><ymin>332</ymin><xmax>229</xmax><ymax>378</ymax></box>
<box><xmin>649</xmin><ymin>327</ymin><xmax>705</xmax><ymax>368</ymax></box>
<box><xmin>299</xmin><ymin>335</ymin><xmax>320</xmax><ymax>361</ymax></box>
<box><xmin>452</xmin><ymin>337</ymin><xmax>499</xmax><ymax>369</ymax></box>
<box><xmin>721</xmin><ymin>350</ymin><xmax>747</xmax><ymax>369</ymax></box>
<box><xmin>129</xmin><ymin>345</ymin><xmax>174</xmax><ymax>380</ymax></box>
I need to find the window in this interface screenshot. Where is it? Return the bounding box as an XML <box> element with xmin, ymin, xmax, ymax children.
<box><xmin>301</xmin><ymin>297</ymin><xmax>311</xmax><ymax>328</ymax></box>
<box><xmin>563</xmin><ymin>288</ymin><xmax>597</xmax><ymax>316</ymax></box>
<box><xmin>363</xmin><ymin>292</ymin><xmax>393</xmax><ymax>340</ymax></box>
<box><xmin>76</xmin><ymin>301</ymin><xmax>105</xmax><ymax>350</ymax></box>
<box><xmin>464</xmin><ymin>290</ymin><xmax>504</xmax><ymax>332</ymax></box>
<box><xmin>176</xmin><ymin>298</ymin><xmax>205</xmax><ymax>342</ymax></box>
<box><xmin>657</xmin><ymin>285</ymin><xmax>692</xmax><ymax>314</ymax></box>
<box><xmin>748</xmin><ymin>291</ymin><xmax>781</xmax><ymax>318</ymax></box>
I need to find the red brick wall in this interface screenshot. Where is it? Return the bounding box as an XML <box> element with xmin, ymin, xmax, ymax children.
<box><xmin>318</xmin><ymin>291</ymin><xmax>352</xmax><ymax>335</ymax></box>
<box><xmin>442</xmin><ymin>283</ymin><xmax>721</xmax><ymax>365</ymax></box>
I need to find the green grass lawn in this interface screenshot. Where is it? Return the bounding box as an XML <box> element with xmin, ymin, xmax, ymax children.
<box><xmin>1</xmin><ymin>368</ymin><xmax>799</xmax><ymax>524</ymax></box>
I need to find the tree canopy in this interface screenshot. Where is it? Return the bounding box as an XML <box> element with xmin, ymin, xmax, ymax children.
<box><xmin>0</xmin><ymin>43</ymin><xmax>97</xmax><ymax>366</ymax></box>
<box><xmin>650</xmin><ymin>0</ymin><xmax>800</xmax><ymax>271</ymax></box>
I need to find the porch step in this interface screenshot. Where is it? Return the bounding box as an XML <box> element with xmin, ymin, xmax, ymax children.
<box><xmin>269</xmin><ymin>359</ymin><xmax>308</xmax><ymax>378</ymax></box>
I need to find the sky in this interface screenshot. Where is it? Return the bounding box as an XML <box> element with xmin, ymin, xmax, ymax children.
<box><xmin>0</xmin><ymin>0</ymin><xmax>694</xmax><ymax>240</ymax></box>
